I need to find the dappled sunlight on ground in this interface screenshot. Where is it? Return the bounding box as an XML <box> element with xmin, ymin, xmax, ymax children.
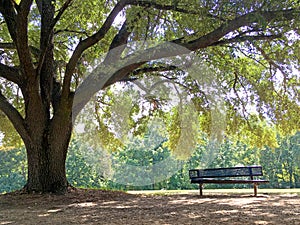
<box><xmin>0</xmin><ymin>189</ymin><xmax>299</xmax><ymax>224</ymax></box>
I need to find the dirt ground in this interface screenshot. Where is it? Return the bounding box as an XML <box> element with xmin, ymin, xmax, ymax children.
<box><xmin>0</xmin><ymin>189</ymin><xmax>299</xmax><ymax>225</ymax></box>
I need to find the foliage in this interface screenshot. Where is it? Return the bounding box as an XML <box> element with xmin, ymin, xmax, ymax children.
<box><xmin>260</xmin><ymin>131</ymin><xmax>300</xmax><ymax>188</ymax></box>
<box><xmin>0</xmin><ymin>147</ymin><xmax>27</xmax><ymax>193</ymax></box>
<box><xmin>110</xmin><ymin>124</ymin><xmax>184</xmax><ymax>190</ymax></box>
<box><xmin>1</xmin><ymin>131</ymin><xmax>300</xmax><ymax>193</ymax></box>
<box><xmin>0</xmin><ymin>0</ymin><xmax>299</xmax><ymax>147</ymax></box>
<box><xmin>66</xmin><ymin>139</ymin><xmax>106</xmax><ymax>188</ymax></box>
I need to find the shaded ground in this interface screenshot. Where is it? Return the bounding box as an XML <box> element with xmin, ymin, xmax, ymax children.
<box><xmin>0</xmin><ymin>189</ymin><xmax>300</xmax><ymax>225</ymax></box>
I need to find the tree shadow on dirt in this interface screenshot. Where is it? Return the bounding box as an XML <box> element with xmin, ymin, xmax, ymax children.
<box><xmin>0</xmin><ymin>189</ymin><xmax>299</xmax><ymax>225</ymax></box>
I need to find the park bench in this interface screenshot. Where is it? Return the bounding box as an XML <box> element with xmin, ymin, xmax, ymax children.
<box><xmin>189</xmin><ymin>165</ymin><xmax>269</xmax><ymax>196</ymax></box>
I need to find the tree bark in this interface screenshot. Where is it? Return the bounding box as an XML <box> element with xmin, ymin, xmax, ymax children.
<box><xmin>25</xmin><ymin>144</ymin><xmax>68</xmax><ymax>193</ymax></box>
<box><xmin>23</xmin><ymin>93</ymin><xmax>73</xmax><ymax>193</ymax></box>
<box><xmin>24</xmin><ymin>117</ymin><xmax>72</xmax><ymax>193</ymax></box>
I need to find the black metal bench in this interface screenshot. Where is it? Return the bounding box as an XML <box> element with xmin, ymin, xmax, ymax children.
<box><xmin>189</xmin><ymin>165</ymin><xmax>269</xmax><ymax>196</ymax></box>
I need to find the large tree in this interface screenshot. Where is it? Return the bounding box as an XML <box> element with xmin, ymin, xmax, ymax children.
<box><xmin>0</xmin><ymin>0</ymin><xmax>299</xmax><ymax>193</ymax></box>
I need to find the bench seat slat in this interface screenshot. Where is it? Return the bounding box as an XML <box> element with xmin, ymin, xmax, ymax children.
<box><xmin>191</xmin><ymin>178</ymin><xmax>269</xmax><ymax>184</ymax></box>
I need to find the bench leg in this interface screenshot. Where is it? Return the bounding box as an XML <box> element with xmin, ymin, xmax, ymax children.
<box><xmin>199</xmin><ymin>184</ymin><xmax>203</xmax><ymax>196</ymax></box>
<box><xmin>253</xmin><ymin>183</ymin><xmax>258</xmax><ymax>196</ymax></box>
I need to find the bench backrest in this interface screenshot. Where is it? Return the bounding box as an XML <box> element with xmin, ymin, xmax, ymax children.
<box><xmin>189</xmin><ymin>166</ymin><xmax>263</xmax><ymax>179</ymax></box>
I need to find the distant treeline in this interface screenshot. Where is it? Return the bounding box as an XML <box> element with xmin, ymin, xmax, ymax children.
<box><xmin>1</xmin><ymin>132</ymin><xmax>299</xmax><ymax>193</ymax></box>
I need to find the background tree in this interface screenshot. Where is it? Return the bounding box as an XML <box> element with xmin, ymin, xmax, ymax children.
<box><xmin>0</xmin><ymin>0</ymin><xmax>299</xmax><ymax>193</ymax></box>
<box><xmin>0</xmin><ymin>147</ymin><xmax>27</xmax><ymax>193</ymax></box>
<box><xmin>260</xmin><ymin>132</ymin><xmax>300</xmax><ymax>188</ymax></box>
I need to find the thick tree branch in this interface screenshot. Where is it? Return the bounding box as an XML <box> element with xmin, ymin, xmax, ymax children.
<box><xmin>35</xmin><ymin>0</ymin><xmax>74</xmax><ymax>75</ymax></box>
<box><xmin>62</xmin><ymin>0</ymin><xmax>128</xmax><ymax>99</ymax></box>
<box><xmin>72</xmin><ymin>8</ymin><xmax>299</xmax><ymax>119</ymax></box>
<box><xmin>18</xmin><ymin>0</ymin><xmax>34</xmax><ymax>16</ymax></box>
<box><xmin>0</xmin><ymin>63</ymin><xmax>22</xmax><ymax>85</ymax></box>
<box><xmin>210</xmin><ymin>34</ymin><xmax>283</xmax><ymax>46</ymax></box>
<box><xmin>132</xmin><ymin>65</ymin><xmax>178</xmax><ymax>76</ymax></box>
<box><xmin>111</xmin><ymin>9</ymin><xmax>299</xmax><ymax>66</ymax></box>
<box><xmin>35</xmin><ymin>0</ymin><xmax>57</xmax><ymax>113</ymax></box>
<box><xmin>177</xmin><ymin>9</ymin><xmax>299</xmax><ymax>51</ymax></box>
<box><xmin>36</xmin><ymin>0</ymin><xmax>74</xmax><ymax>73</ymax></box>
<box><xmin>0</xmin><ymin>91</ymin><xmax>30</xmax><ymax>143</ymax></box>
<box><xmin>72</xmin><ymin>61</ymin><xmax>144</xmax><ymax>118</ymax></box>
<box><xmin>128</xmin><ymin>0</ymin><xmax>222</xmax><ymax>20</ymax></box>
<box><xmin>14</xmin><ymin>0</ymin><xmax>35</xmax><ymax>77</ymax></box>
<box><xmin>119</xmin><ymin>65</ymin><xmax>178</xmax><ymax>82</ymax></box>
<box><xmin>109</xmin><ymin>20</ymin><xmax>131</xmax><ymax>52</ymax></box>
<box><xmin>54</xmin><ymin>29</ymin><xmax>89</xmax><ymax>36</ymax></box>
<box><xmin>129</xmin><ymin>0</ymin><xmax>199</xmax><ymax>14</ymax></box>
<box><xmin>105</xmin><ymin>6</ymin><xmax>146</xmax><ymax>64</ymax></box>
<box><xmin>37</xmin><ymin>0</ymin><xmax>55</xmax><ymax>71</ymax></box>
<box><xmin>35</xmin><ymin>0</ymin><xmax>42</xmax><ymax>13</ymax></box>
<box><xmin>103</xmin><ymin>20</ymin><xmax>133</xmax><ymax>65</ymax></box>
<box><xmin>18</xmin><ymin>0</ymin><xmax>33</xmax><ymax>14</ymax></box>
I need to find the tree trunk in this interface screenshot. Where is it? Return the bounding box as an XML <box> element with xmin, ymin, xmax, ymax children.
<box><xmin>24</xmin><ymin>128</ymin><xmax>72</xmax><ymax>193</ymax></box>
<box><xmin>25</xmin><ymin>143</ymin><xmax>68</xmax><ymax>193</ymax></box>
<box><xmin>24</xmin><ymin>103</ymin><xmax>73</xmax><ymax>193</ymax></box>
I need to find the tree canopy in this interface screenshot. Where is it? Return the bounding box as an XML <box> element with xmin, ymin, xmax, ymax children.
<box><xmin>0</xmin><ymin>0</ymin><xmax>299</xmax><ymax>192</ymax></box>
